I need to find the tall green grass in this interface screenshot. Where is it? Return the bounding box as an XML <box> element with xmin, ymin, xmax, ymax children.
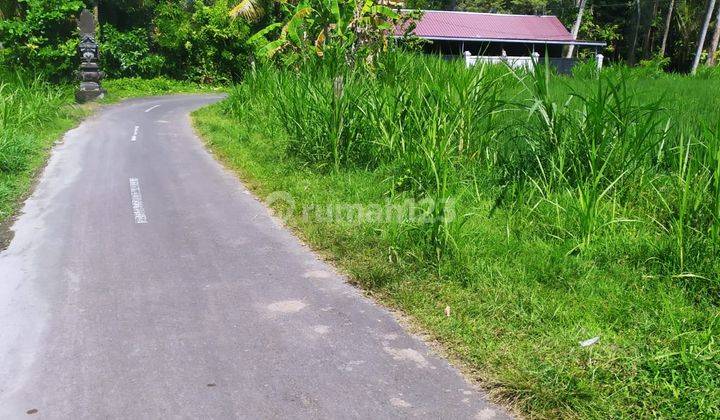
<box><xmin>204</xmin><ymin>52</ymin><xmax>720</xmax><ymax>417</ymax></box>
<box><xmin>0</xmin><ymin>73</ymin><xmax>77</xmax><ymax>223</ymax></box>
<box><xmin>229</xmin><ymin>53</ymin><xmax>719</xmax><ymax>292</ymax></box>
<box><xmin>101</xmin><ymin>77</ymin><xmax>224</xmax><ymax>102</ymax></box>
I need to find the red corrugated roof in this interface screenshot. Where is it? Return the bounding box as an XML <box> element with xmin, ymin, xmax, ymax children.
<box><xmin>398</xmin><ymin>10</ymin><xmax>576</xmax><ymax>42</ymax></box>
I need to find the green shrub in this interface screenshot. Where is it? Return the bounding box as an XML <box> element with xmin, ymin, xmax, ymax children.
<box><xmin>0</xmin><ymin>0</ymin><xmax>251</xmax><ymax>83</ymax></box>
<box><xmin>100</xmin><ymin>25</ymin><xmax>165</xmax><ymax>78</ymax></box>
<box><xmin>0</xmin><ymin>0</ymin><xmax>85</xmax><ymax>81</ymax></box>
<box><xmin>153</xmin><ymin>0</ymin><xmax>251</xmax><ymax>83</ymax></box>
<box><xmin>635</xmin><ymin>55</ymin><xmax>671</xmax><ymax>79</ymax></box>
<box><xmin>696</xmin><ymin>64</ymin><xmax>720</xmax><ymax>80</ymax></box>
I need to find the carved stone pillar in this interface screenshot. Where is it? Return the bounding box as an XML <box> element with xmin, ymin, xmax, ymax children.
<box><xmin>75</xmin><ymin>9</ymin><xmax>105</xmax><ymax>103</ymax></box>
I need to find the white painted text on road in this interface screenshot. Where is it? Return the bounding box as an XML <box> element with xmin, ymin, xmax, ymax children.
<box><xmin>129</xmin><ymin>178</ymin><xmax>148</xmax><ymax>224</ymax></box>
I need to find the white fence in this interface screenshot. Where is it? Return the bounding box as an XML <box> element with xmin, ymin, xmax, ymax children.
<box><xmin>464</xmin><ymin>51</ymin><xmax>604</xmax><ymax>73</ymax></box>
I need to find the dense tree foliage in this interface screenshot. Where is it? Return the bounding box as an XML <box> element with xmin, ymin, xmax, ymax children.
<box><xmin>0</xmin><ymin>0</ymin><xmax>85</xmax><ymax>81</ymax></box>
<box><xmin>242</xmin><ymin>0</ymin><xmax>411</xmax><ymax>69</ymax></box>
<box><xmin>0</xmin><ymin>0</ymin><xmax>719</xmax><ymax>79</ymax></box>
<box><xmin>103</xmin><ymin>1</ymin><xmax>251</xmax><ymax>82</ymax></box>
<box><xmin>1</xmin><ymin>0</ymin><xmax>252</xmax><ymax>82</ymax></box>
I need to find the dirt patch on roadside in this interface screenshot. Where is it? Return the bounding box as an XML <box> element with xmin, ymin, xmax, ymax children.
<box><xmin>0</xmin><ymin>216</ymin><xmax>16</xmax><ymax>251</ymax></box>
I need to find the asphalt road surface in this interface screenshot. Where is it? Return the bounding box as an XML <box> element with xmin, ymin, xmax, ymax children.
<box><xmin>0</xmin><ymin>95</ymin><xmax>509</xmax><ymax>419</ymax></box>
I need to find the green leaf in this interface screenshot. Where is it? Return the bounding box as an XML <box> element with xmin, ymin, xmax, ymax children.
<box><xmin>369</xmin><ymin>5</ymin><xmax>399</xmax><ymax>19</ymax></box>
<box><xmin>328</xmin><ymin>0</ymin><xmax>342</xmax><ymax>31</ymax></box>
<box><xmin>247</xmin><ymin>22</ymin><xmax>283</xmax><ymax>46</ymax></box>
<box><xmin>258</xmin><ymin>38</ymin><xmax>285</xmax><ymax>58</ymax></box>
<box><xmin>229</xmin><ymin>0</ymin><xmax>264</xmax><ymax>21</ymax></box>
<box><xmin>282</xmin><ymin>5</ymin><xmax>312</xmax><ymax>47</ymax></box>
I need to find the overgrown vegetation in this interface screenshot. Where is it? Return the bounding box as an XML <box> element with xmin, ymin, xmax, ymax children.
<box><xmin>2</xmin><ymin>0</ymin><xmax>720</xmax><ymax>78</ymax></box>
<box><xmin>194</xmin><ymin>53</ymin><xmax>720</xmax><ymax>418</ymax></box>
<box><xmin>0</xmin><ymin>0</ymin><xmax>252</xmax><ymax>82</ymax></box>
<box><xmin>241</xmin><ymin>0</ymin><xmax>409</xmax><ymax>67</ymax></box>
<box><xmin>3</xmin><ymin>0</ymin><xmax>719</xmax><ymax>417</ymax></box>
<box><xmin>101</xmin><ymin>77</ymin><xmax>224</xmax><ymax>102</ymax></box>
<box><xmin>0</xmin><ymin>0</ymin><xmax>85</xmax><ymax>81</ymax></box>
<box><xmin>0</xmin><ymin>72</ymin><xmax>79</xmax><ymax>222</ymax></box>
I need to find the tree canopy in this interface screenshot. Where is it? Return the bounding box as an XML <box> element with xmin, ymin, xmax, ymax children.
<box><xmin>0</xmin><ymin>0</ymin><xmax>718</xmax><ymax>79</ymax></box>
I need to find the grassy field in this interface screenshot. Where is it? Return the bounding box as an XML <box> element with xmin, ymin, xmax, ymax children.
<box><xmin>101</xmin><ymin>77</ymin><xmax>224</xmax><ymax>103</ymax></box>
<box><xmin>193</xmin><ymin>53</ymin><xmax>720</xmax><ymax>418</ymax></box>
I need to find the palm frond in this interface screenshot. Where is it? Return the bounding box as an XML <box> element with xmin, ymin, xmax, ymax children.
<box><xmin>229</xmin><ymin>0</ymin><xmax>264</xmax><ymax>21</ymax></box>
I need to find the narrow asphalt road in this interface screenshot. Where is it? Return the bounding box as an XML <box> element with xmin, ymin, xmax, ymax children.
<box><xmin>0</xmin><ymin>95</ymin><xmax>509</xmax><ymax>419</ymax></box>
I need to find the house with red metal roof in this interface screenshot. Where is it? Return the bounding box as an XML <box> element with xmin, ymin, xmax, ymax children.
<box><xmin>398</xmin><ymin>10</ymin><xmax>606</xmax><ymax>72</ymax></box>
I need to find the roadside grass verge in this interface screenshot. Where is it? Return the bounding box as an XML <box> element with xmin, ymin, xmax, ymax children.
<box><xmin>0</xmin><ymin>73</ymin><xmax>83</xmax><ymax>227</ymax></box>
<box><xmin>192</xmin><ymin>54</ymin><xmax>719</xmax><ymax>418</ymax></box>
<box><xmin>102</xmin><ymin>77</ymin><xmax>225</xmax><ymax>103</ymax></box>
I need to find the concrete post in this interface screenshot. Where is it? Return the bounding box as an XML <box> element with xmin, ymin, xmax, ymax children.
<box><xmin>596</xmin><ymin>53</ymin><xmax>604</xmax><ymax>71</ymax></box>
<box><xmin>464</xmin><ymin>51</ymin><xmax>472</xmax><ymax>68</ymax></box>
<box><xmin>531</xmin><ymin>52</ymin><xmax>540</xmax><ymax>70</ymax></box>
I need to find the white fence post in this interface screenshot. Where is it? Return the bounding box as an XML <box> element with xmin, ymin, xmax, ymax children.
<box><xmin>596</xmin><ymin>53</ymin><xmax>604</xmax><ymax>71</ymax></box>
<box><xmin>464</xmin><ymin>51</ymin><xmax>472</xmax><ymax>68</ymax></box>
<box><xmin>531</xmin><ymin>52</ymin><xmax>540</xmax><ymax>69</ymax></box>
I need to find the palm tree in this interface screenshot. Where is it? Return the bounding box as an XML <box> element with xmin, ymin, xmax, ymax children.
<box><xmin>229</xmin><ymin>0</ymin><xmax>268</xmax><ymax>20</ymax></box>
<box><xmin>565</xmin><ymin>0</ymin><xmax>588</xmax><ymax>58</ymax></box>
<box><xmin>691</xmin><ymin>0</ymin><xmax>717</xmax><ymax>74</ymax></box>
<box><xmin>659</xmin><ymin>0</ymin><xmax>675</xmax><ymax>57</ymax></box>
<box><xmin>708</xmin><ymin>0</ymin><xmax>720</xmax><ymax>65</ymax></box>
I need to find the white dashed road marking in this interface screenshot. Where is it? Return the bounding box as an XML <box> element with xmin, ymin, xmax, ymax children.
<box><xmin>144</xmin><ymin>105</ymin><xmax>160</xmax><ymax>113</ymax></box>
<box><xmin>131</xmin><ymin>125</ymin><xmax>139</xmax><ymax>142</ymax></box>
<box><xmin>129</xmin><ymin>178</ymin><xmax>148</xmax><ymax>224</ymax></box>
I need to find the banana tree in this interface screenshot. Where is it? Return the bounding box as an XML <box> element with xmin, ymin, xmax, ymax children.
<box><xmin>230</xmin><ymin>0</ymin><xmax>268</xmax><ymax>21</ymax></box>
<box><xmin>237</xmin><ymin>0</ymin><xmax>400</xmax><ymax>66</ymax></box>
